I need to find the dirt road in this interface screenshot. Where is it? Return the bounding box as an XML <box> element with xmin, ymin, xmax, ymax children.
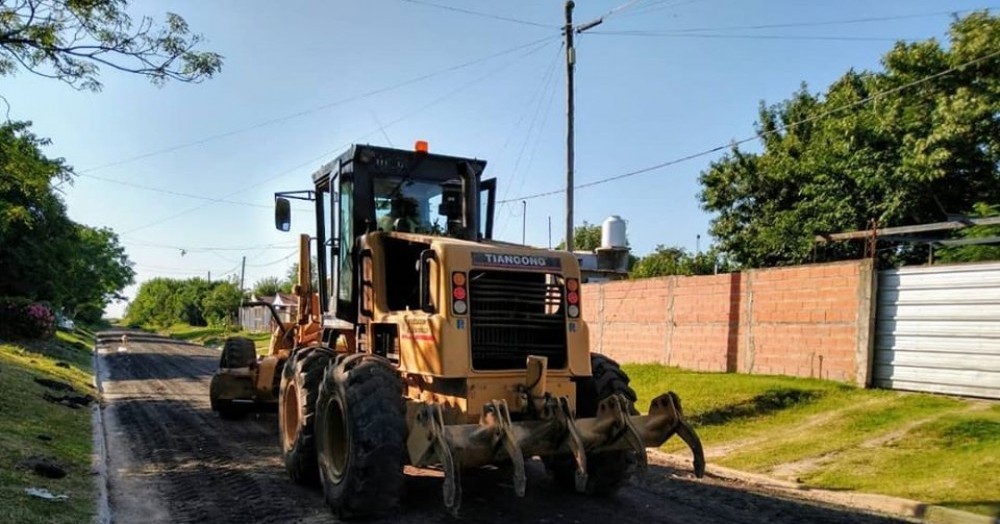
<box><xmin>95</xmin><ymin>331</ymin><xmax>911</xmax><ymax>524</ymax></box>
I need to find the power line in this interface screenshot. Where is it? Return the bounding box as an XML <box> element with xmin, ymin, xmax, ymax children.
<box><xmin>120</xmin><ymin>37</ymin><xmax>559</xmax><ymax>236</ymax></box>
<box><xmin>79</xmin><ymin>35</ymin><xmax>559</xmax><ymax>174</ymax></box>
<box><xmin>397</xmin><ymin>0</ymin><xmax>554</xmax><ymax>28</ymax></box>
<box><xmin>78</xmin><ymin>173</ymin><xmax>270</xmax><ymax>208</ymax></box>
<box><xmin>597</xmin><ymin>0</ymin><xmax>649</xmax><ymax>22</ymax></box>
<box><xmin>133</xmin><ymin>263</ymin><xmax>240</xmax><ymax>276</ymax></box>
<box><xmin>246</xmin><ymin>250</ymin><xmax>298</xmax><ymax>268</ymax></box>
<box><xmin>499</xmin><ymin>48</ymin><xmax>1000</xmax><ymax>204</ymax></box>
<box><xmin>496</xmin><ymin>44</ymin><xmax>563</xmax><ymax>216</ymax></box>
<box><xmin>617</xmin><ymin>0</ymin><xmax>703</xmax><ymax>19</ymax></box>
<box><xmin>77</xmin><ymin>172</ymin><xmax>315</xmax><ymax>210</ymax></box>
<box><xmin>616</xmin><ymin>7</ymin><xmax>998</xmax><ymax>33</ymax></box>
<box><xmin>122</xmin><ymin>240</ymin><xmax>297</xmax><ymax>252</ymax></box>
<box><xmin>591</xmin><ymin>31</ymin><xmax>912</xmax><ymax>42</ymax></box>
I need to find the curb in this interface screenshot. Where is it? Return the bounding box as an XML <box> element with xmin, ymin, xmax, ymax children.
<box><xmin>91</xmin><ymin>336</ymin><xmax>112</xmax><ymax>524</ymax></box>
<box><xmin>649</xmin><ymin>450</ymin><xmax>999</xmax><ymax>524</ymax></box>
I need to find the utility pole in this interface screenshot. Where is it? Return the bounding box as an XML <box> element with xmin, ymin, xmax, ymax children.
<box><xmin>207</xmin><ymin>271</ymin><xmax>211</xmax><ymax>283</ymax></box>
<box><xmin>548</xmin><ymin>216</ymin><xmax>552</xmax><ymax>249</ymax></box>
<box><xmin>239</xmin><ymin>256</ymin><xmax>247</xmax><ymax>291</ymax></box>
<box><xmin>564</xmin><ymin>0</ymin><xmax>575</xmax><ymax>252</ymax></box>
<box><xmin>564</xmin><ymin>1</ymin><xmax>602</xmax><ymax>252</ymax></box>
<box><xmin>522</xmin><ymin>200</ymin><xmax>527</xmax><ymax>245</ymax></box>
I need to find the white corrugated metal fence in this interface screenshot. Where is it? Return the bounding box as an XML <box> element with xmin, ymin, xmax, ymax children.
<box><xmin>874</xmin><ymin>262</ymin><xmax>1000</xmax><ymax>399</ymax></box>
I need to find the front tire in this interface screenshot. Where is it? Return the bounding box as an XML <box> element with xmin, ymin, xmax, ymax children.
<box><xmin>548</xmin><ymin>354</ymin><xmax>639</xmax><ymax>496</ymax></box>
<box><xmin>278</xmin><ymin>347</ymin><xmax>332</xmax><ymax>486</ymax></box>
<box><xmin>315</xmin><ymin>355</ymin><xmax>406</xmax><ymax>518</ymax></box>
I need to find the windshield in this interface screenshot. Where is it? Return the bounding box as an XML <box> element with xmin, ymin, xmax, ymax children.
<box><xmin>374</xmin><ymin>177</ymin><xmax>449</xmax><ymax>235</ymax></box>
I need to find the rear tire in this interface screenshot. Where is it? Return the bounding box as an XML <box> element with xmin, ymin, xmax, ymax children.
<box><xmin>548</xmin><ymin>354</ymin><xmax>639</xmax><ymax>496</ymax></box>
<box><xmin>278</xmin><ymin>347</ymin><xmax>332</xmax><ymax>486</ymax></box>
<box><xmin>315</xmin><ymin>355</ymin><xmax>406</xmax><ymax>518</ymax></box>
<box><xmin>210</xmin><ymin>337</ymin><xmax>257</xmax><ymax>421</ymax></box>
<box><xmin>219</xmin><ymin>337</ymin><xmax>256</xmax><ymax>368</ymax></box>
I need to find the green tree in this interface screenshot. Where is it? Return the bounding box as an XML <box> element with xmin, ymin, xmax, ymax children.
<box><xmin>252</xmin><ymin>276</ymin><xmax>283</xmax><ymax>298</ymax></box>
<box><xmin>124</xmin><ymin>277</ymin><xmax>179</xmax><ymax>328</ymax></box>
<box><xmin>201</xmin><ymin>281</ymin><xmax>242</xmax><ymax>327</ymax></box>
<box><xmin>631</xmin><ymin>245</ymin><xmax>687</xmax><ymax>278</ymax></box>
<box><xmin>0</xmin><ymin>122</ymin><xmax>73</xmax><ymax>301</ymax></box>
<box><xmin>58</xmin><ymin>225</ymin><xmax>135</xmax><ymax>323</ymax></box>
<box><xmin>0</xmin><ymin>121</ymin><xmax>134</xmax><ymax>318</ymax></box>
<box><xmin>173</xmin><ymin>277</ymin><xmax>212</xmax><ymax>325</ymax></box>
<box><xmin>0</xmin><ymin>0</ymin><xmax>222</xmax><ymax>91</ymax></box>
<box><xmin>699</xmin><ymin>12</ymin><xmax>1000</xmax><ymax>268</ymax></box>
<box><xmin>630</xmin><ymin>246</ymin><xmax>732</xmax><ymax>279</ymax></box>
<box><xmin>556</xmin><ymin>222</ymin><xmax>603</xmax><ymax>251</ymax></box>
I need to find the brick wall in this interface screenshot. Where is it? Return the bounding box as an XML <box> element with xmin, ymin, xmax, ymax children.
<box><xmin>581</xmin><ymin>260</ymin><xmax>876</xmax><ymax>385</ymax></box>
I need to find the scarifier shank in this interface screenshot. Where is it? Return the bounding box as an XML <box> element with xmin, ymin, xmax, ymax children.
<box><xmin>406</xmin><ymin>391</ymin><xmax>705</xmax><ymax>514</ymax></box>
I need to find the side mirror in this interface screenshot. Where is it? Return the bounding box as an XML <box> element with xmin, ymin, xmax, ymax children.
<box><xmin>275</xmin><ymin>197</ymin><xmax>291</xmax><ymax>232</ymax></box>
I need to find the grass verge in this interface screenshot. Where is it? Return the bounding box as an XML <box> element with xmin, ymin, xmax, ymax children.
<box><xmin>625</xmin><ymin>364</ymin><xmax>999</xmax><ymax>517</ymax></box>
<box><xmin>0</xmin><ymin>329</ymin><xmax>97</xmax><ymax>524</ymax></box>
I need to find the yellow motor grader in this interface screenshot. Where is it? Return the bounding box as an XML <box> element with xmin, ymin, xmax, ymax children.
<box><xmin>209</xmin><ymin>143</ymin><xmax>704</xmax><ymax>517</ymax></box>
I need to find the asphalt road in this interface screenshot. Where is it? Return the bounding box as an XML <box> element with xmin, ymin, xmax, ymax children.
<box><xmin>95</xmin><ymin>331</ymin><xmax>911</xmax><ymax>524</ymax></box>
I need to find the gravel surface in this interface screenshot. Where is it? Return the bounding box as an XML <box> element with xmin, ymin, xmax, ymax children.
<box><xmin>95</xmin><ymin>331</ymin><xmax>910</xmax><ymax>524</ymax></box>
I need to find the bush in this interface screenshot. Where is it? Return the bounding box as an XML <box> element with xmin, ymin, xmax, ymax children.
<box><xmin>0</xmin><ymin>297</ymin><xmax>55</xmax><ymax>339</ymax></box>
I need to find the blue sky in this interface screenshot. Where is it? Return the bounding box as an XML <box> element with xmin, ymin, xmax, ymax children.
<box><xmin>4</xmin><ymin>0</ymin><xmax>993</xmax><ymax>316</ymax></box>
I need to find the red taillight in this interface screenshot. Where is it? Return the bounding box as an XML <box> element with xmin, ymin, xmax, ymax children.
<box><xmin>566</xmin><ymin>278</ymin><xmax>580</xmax><ymax>318</ymax></box>
<box><xmin>452</xmin><ymin>272</ymin><xmax>467</xmax><ymax>315</ymax></box>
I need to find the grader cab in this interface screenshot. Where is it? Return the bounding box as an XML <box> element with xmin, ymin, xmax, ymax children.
<box><xmin>209</xmin><ymin>143</ymin><xmax>704</xmax><ymax>518</ymax></box>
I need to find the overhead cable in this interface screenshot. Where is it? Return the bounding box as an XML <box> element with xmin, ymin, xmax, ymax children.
<box><xmin>499</xmin><ymin>48</ymin><xmax>1000</xmax><ymax>203</ymax></box>
<box><xmin>80</xmin><ymin>35</ymin><xmax>559</xmax><ymax>174</ymax></box>
<box><xmin>397</xmin><ymin>0</ymin><xmax>554</xmax><ymax>28</ymax></box>
<box><xmin>120</xmin><ymin>38</ymin><xmax>559</xmax><ymax>235</ymax></box>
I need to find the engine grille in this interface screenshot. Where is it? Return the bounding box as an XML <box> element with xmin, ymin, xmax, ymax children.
<box><xmin>467</xmin><ymin>270</ymin><xmax>567</xmax><ymax>370</ymax></box>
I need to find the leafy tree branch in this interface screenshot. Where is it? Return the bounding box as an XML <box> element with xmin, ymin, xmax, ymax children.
<box><xmin>0</xmin><ymin>0</ymin><xmax>222</xmax><ymax>90</ymax></box>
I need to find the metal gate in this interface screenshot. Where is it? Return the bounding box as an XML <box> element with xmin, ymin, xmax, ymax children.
<box><xmin>874</xmin><ymin>262</ymin><xmax>1000</xmax><ymax>399</ymax></box>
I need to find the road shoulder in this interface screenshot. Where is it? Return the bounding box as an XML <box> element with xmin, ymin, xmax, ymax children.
<box><xmin>650</xmin><ymin>450</ymin><xmax>999</xmax><ymax>524</ymax></box>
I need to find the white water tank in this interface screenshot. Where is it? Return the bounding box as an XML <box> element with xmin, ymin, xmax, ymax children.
<box><xmin>601</xmin><ymin>215</ymin><xmax>627</xmax><ymax>249</ymax></box>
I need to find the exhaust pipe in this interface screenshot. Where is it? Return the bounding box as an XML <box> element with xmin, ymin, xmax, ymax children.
<box><xmin>458</xmin><ymin>162</ymin><xmax>480</xmax><ymax>241</ymax></box>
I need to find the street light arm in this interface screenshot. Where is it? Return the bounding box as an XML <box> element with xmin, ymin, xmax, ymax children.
<box><xmin>576</xmin><ymin>18</ymin><xmax>604</xmax><ymax>33</ymax></box>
